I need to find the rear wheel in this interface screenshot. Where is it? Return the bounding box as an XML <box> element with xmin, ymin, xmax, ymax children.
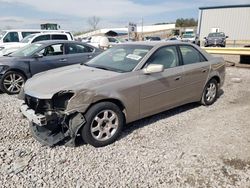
<box><xmin>201</xmin><ymin>79</ymin><xmax>218</xmax><ymax>106</ymax></box>
<box><xmin>0</xmin><ymin>71</ymin><xmax>26</xmax><ymax>94</ymax></box>
<box><xmin>81</xmin><ymin>102</ymin><xmax>124</xmax><ymax>147</ymax></box>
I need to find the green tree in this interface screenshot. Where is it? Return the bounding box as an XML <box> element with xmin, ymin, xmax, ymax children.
<box><xmin>176</xmin><ymin>18</ymin><xmax>198</xmax><ymax>27</ymax></box>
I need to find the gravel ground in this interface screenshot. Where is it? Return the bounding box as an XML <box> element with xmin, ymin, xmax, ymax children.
<box><xmin>214</xmin><ymin>54</ymin><xmax>240</xmax><ymax>64</ymax></box>
<box><xmin>0</xmin><ymin>67</ymin><xmax>250</xmax><ymax>187</ymax></box>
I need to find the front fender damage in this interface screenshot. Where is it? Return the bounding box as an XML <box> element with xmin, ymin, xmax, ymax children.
<box><xmin>30</xmin><ymin>113</ymin><xmax>85</xmax><ymax>147</ymax></box>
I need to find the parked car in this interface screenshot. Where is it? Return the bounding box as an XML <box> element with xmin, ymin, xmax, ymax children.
<box><xmin>166</xmin><ymin>36</ymin><xmax>181</xmax><ymax>42</ymax></box>
<box><xmin>181</xmin><ymin>33</ymin><xmax>196</xmax><ymax>43</ymax></box>
<box><xmin>81</xmin><ymin>37</ymin><xmax>92</xmax><ymax>43</ymax></box>
<box><xmin>89</xmin><ymin>36</ymin><xmax>124</xmax><ymax>48</ymax></box>
<box><xmin>0</xmin><ymin>32</ymin><xmax>74</xmax><ymax>56</ymax></box>
<box><xmin>195</xmin><ymin>35</ymin><xmax>201</xmax><ymax>46</ymax></box>
<box><xmin>19</xmin><ymin>42</ymin><xmax>225</xmax><ymax>147</ymax></box>
<box><xmin>0</xmin><ymin>40</ymin><xmax>101</xmax><ymax>94</ymax></box>
<box><xmin>204</xmin><ymin>32</ymin><xmax>228</xmax><ymax>47</ymax></box>
<box><xmin>0</xmin><ymin>29</ymin><xmax>73</xmax><ymax>43</ymax></box>
<box><xmin>145</xmin><ymin>36</ymin><xmax>161</xmax><ymax>41</ymax></box>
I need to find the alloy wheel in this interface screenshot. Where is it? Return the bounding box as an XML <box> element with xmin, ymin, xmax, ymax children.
<box><xmin>90</xmin><ymin>110</ymin><xmax>119</xmax><ymax>141</ymax></box>
<box><xmin>205</xmin><ymin>82</ymin><xmax>217</xmax><ymax>102</ymax></box>
<box><xmin>3</xmin><ymin>73</ymin><xmax>24</xmax><ymax>93</ymax></box>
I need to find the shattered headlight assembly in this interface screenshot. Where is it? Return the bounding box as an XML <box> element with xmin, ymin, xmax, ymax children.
<box><xmin>0</xmin><ymin>65</ymin><xmax>8</xmax><ymax>73</ymax></box>
<box><xmin>52</xmin><ymin>91</ymin><xmax>75</xmax><ymax>111</ymax></box>
<box><xmin>0</xmin><ymin>66</ymin><xmax>4</xmax><ymax>72</ymax></box>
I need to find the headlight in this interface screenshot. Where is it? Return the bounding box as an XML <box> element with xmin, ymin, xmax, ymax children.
<box><xmin>52</xmin><ymin>91</ymin><xmax>74</xmax><ymax>110</ymax></box>
<box><xmin>18</xmin><ymin>86</ymin><xmax>25</xmax><ymax>100</ymax></box>
<box><xmin>0</xmin><ymin>65</ymin><xmax>8</xmax><ymax>72</ymax></box>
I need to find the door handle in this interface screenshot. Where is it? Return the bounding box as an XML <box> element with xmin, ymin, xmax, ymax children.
<box><xmin>174</xmin><ymin>76</ymin><xmax>182</xmax><ymax>81</ymax></box>
<box><xmin>202</xmin><ymin>69</ymin><xmax>208</xmax><ymax>73</ymax></box>
<box><xmin>59</xmin><ymin>59</ymin><xmax>67</xmax><ymax>62</ymax></box>
<box><xmin>88</xmin><ymin>55</ymin><xmax>93</xmax><ymax>59</ymax></box>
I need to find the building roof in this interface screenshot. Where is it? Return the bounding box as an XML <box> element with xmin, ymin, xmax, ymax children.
<box><xmin>199</xmin><ymin>4</ymin><xmax>250</xmax><ymax>10</ymax></box>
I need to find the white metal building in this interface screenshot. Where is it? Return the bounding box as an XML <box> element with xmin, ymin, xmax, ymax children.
<box><xmin>197</xmin><ymin>4</ymin><xmax>250</xmax><ymax>41</ymax></box>
<box><xmin>77</xmin><ymin>24</ymin><xmax>175</xmax><ymax>38</ymax></box>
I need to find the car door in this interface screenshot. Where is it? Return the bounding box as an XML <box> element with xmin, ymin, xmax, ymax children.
<box><xmin>29</xmin><ymin>43</ymin><xmax>69</xmax><ymax>75</ymax></box>
<box><xmin>139</xmin><ymin>45</ymin><xmax>186</xmax><ymax>118</ymax></box>
<box><xmin>179</xmin><ymin>45</ymin><xmax>210</xmax><ymax>101</ymax></box>
<box><xmin>64</xmin><ymin>43</ymin><xmax>97</xmax><ymax>64</ymax></box>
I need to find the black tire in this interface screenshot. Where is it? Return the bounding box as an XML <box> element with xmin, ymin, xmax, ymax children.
<box><xmin>0</xmin><ymin>71</ymin><xmax>26</xmax><ymax>94</ymax></box>
<box><xmin>201</xmin><ymin>79</ymin><xmax>218</xmax><ymax>106</ymax></box>
<box><xmin>81</xmin><ymin>102</ymin><xmax>124</xmax><ymax>147</ymax></box>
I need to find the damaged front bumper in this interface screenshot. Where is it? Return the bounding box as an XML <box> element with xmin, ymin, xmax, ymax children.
<box><xmin>20</xmin><ymin>103</ymin><xmax>86</xmax><ymax>147</ymax></box>
<box><xmin>20</xmin><ymin>104</ymin><xmax>47</xmax><ymax>126</ymax></box>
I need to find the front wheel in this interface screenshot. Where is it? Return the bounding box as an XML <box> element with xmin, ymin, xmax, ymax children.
<box><xmin>81</xmin><ymin>102</ymin><xmax>124</xmax><ymax>147</ymax></box>
<box><xmin>0</xmin><ymin>71</ymin><xmax>26</xmax><ymax>94</ymax></box>
<box><xmin>201</xmin><ymin>79</ymin><xmax>218</xmax><ymax>106</ymax></box>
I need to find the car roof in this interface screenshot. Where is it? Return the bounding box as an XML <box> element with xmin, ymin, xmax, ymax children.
<box><xmin>118</xmin><ymin>41</ymin><xmax>189</xmax><ymax>47</ymax></box>
<box><xmin>30</xmin><ymin>32</ymin><xmax>70</xmax><ymax>37</ymax></box>
<box><xmin>34</xmin><ymin>40</ymin><xmax>98</xmax><ymax>48</ymax></box>
<box><xmin>2</xmin><ymin>29</ymin><xmax>70</xmax><ymax>32</ymax></box>
<box><xmin>209</xmin><ymin>32</ymin><xmax>225</xmax><ymax>34</ymax></box>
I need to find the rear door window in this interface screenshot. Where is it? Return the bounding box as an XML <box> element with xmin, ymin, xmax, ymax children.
<box><xmin>108</xmin><ymin>38</ymin><xmax>118</xmax><ymax>43</ymax></box>
<box><xmin>21</xmin><ymin>32</ymin><xmax>40</xmax><ymax>38</ymax></box>
<box><xmin>3</xmin><ymin>32</ymin><xmax>19</xmax><ymax>42</ymax></box>
<box><xmin>32</xmin><ymin>35</ymin><xmax>50</xmax><ymax>43</ymax></box>
<box><xmin>65</xmin><ymin>43</ymin><xmax>94</xmax><ymax>54</ymax></box>
<box><xmin>179</xmin><ymin>45</ymin><xmax>206</xmax><ymax>65</ymax></box>
<box><xmin>51</xmin><ymin>34</ymin><xmax>68</xmax><ymax>40</ymax></box>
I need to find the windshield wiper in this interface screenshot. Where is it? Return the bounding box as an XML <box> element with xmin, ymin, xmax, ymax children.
<box><xmin>83</xmin><ymin>63</ymin><xmax>124</xmax><ymax>73</ymax></box>
<box><xmin>91</xmin><ymin>65</ymin><xmax>113</xmax><ymax>71</ymax></box>
<box><xmin>80</xmin><ymin>62</ymin><xmax>89</xmax><ymax>66</ymax></box>
<box><xmin>3</xmin><ymin>53</ymin><xmax>12</xmax><ymax>57</ymax></box>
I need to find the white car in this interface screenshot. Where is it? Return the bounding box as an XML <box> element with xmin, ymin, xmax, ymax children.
<box><xmin>0</xmin><ymin>29</ymin><xmax>73</xmax><ymax>43</ymax></box>
<box><xmin>0</xmin><ymin>32</ymin><xmax>73</xmax><ymax>56</ymax></box>
<box><xmin>181</xmin><ymin>34</ymin><xmax>196</xmax><ymax>43</ymax></box>
<box><xmin>89</xmin><ymin>36</ymin><xmax>124</xmax><ymax>48</ymax></box>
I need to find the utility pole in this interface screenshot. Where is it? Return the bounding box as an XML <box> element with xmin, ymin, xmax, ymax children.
<box><xmin>141</xmin><ymin>17</ymin><xmax>144</xmax><ymax>41</ymax></box>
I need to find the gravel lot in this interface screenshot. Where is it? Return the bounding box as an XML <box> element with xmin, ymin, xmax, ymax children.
<box><xmin>0</xmin><ymin>66</ymin><xmax>250</xmax><ymax>187</ymax></box>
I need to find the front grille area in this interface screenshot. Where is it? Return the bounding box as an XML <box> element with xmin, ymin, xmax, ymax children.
<box><xmin>25</xmin><ymin>95</ymin><xmax>52</xmax><ymax>113</ymax></box>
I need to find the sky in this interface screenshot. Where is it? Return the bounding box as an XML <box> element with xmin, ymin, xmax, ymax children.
<box><xmin>0</xmin><ymin>0</ymin><xmax>249</xmax><ymax>31</ymax></box>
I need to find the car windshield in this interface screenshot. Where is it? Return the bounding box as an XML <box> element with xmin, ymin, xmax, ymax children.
<box><xmin>117</xmin><ymin>38</ymin><xmax>126</xmax><ymax>42</ymax></box>
<box><xmin>85</xmin><ymin>45</ymin><xmax>152</xmax><ymax>73</ymax></box>
<box><xmin>183</xmin><ymin>34</ymin><xmax>194</xmax><ymax>38</ymax></box>
<box><xmin>146</xmin><ymin>37</ymin><xmax>161</xmax><ymax>41</ymax></box>
<box><xmin>0</xmin><ymin>31</ymin><xmax>7</xmax><ymax>40</ymax></box>
<box><xmin>208</xmin><ymin>33</ymin><xmax>225</xmax><ymax>37</ymax></box>
<box><xmin>10</xmin><ymin>43</ymin><xmax>42</xmax><ymax>57</ymax></box>
<box><xmin>21</xmin><ymin>34</ymin><xmax>36</xmax><ymax>43</ymax></box>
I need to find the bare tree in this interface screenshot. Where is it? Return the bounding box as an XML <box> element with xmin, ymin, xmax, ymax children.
<box><xmin>87</xmin><ymin>16</ymin><xmax>100</xmax><ymax>31</ymax></box>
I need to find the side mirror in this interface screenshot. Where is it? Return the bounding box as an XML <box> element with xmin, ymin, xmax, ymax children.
<box><xmin>226</xmin><ymin>36</ymin><xmax>229</xmax><ymax>38</ymax></box>
<box><xmin>33</xmin><ymin>53</ymin><xmax>43</xmax><ymax>58</ymax></box>
<box><xmin>143</xmin><ymin>64</ymin><xmax>164</xmax><ymax>74</ymax></box>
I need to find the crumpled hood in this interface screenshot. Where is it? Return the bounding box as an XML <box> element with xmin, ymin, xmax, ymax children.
<box><xmin>24</xmin><ymin>64</ymin><xmax>121</xmax><ymax>99</ymax></box>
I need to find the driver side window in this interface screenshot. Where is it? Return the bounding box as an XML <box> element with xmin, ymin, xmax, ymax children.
<box><xmin>146</xmin><ymin>46</ymin><xmax>179</xmax><ymax>69</ymax></box>
<box><xmin>3</xmin><ymin>32</ymin><xmax>19</xmax><ymax>42</ymax></box>
<box><xmin>38</xmin><ymin>44</ymin><xmax>64</xmax><ymax>56</ymax></box>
